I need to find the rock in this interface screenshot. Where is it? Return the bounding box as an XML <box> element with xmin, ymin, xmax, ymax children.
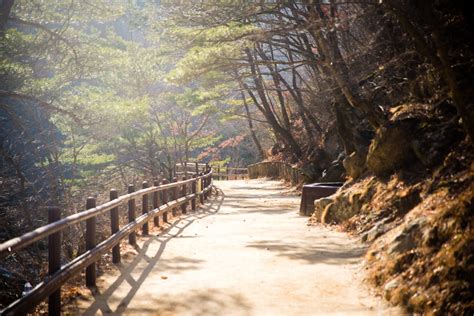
<box><xmin>366</xmin><ymin>119</ymin><xmax>418</xmax><ymax>176</ymax></box>
<box><xmin>388</xmin><ymin>217</ymin><xmax>427</xmax><ymax>254</ymax></box>
<box><xmin>313</xmin><ymin>197</ymin><xmax>333</xmax><ymax>222</ymax></box>
<box><xmin>384</xmin><ymin>278</ymin><xmax>400</xmax><ymax>301</ymax></box>
<box><xmin>348</xmin><ymin>191</ymin><xmax>363</xmax><ymax>214</ymax></box>
<box><xmin>409</xmin><ymin>292</ymin><xmax>428</xmax><ymax>311</ymax></box>
<box><xmin>317</xmin><ymin>189</ymin><xmax>369</xmax><ymax>224</ymax></box>
<box><xmin>392</xmin><ymin>186</ymin><xmax>422</xmax><ymax>216</ymax></box>
<box><xmin>422</xmin><ymin>225</ymin><xmax>439</xmax><ymax>248</ymax></box>
<box><xmin>366</xmin><ymin>222</ymin><xmax>389</xmax><ymax>243</ymax></box>
<box><xmin>343</xmin><ymin>151</ymin><xmax>366</xmax><ymax>179</ymax></box>
<box><xmin>321</xmin><ymin>202</ymin><xmax>338</xmax><ymax>224</ymax></box>
<box><xmin>321</xmin><ymin>161</ymin><xmax>345</xmax><ymax>182</ymax></box>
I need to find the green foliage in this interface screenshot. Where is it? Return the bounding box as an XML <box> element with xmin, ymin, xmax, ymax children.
<box><xmin>1</xmin><ymin>0</ymin><xmax>261</xmax><ymax>203</ymax></box>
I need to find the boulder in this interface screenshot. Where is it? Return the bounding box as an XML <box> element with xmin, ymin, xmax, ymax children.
<box><xmin>313</xmin><ymin>197</ymin><xmax>334</xmax><ymax>222</ymax></box>
<box><xmin>321</xmin><ymin>202</ymin><xmax>337</xmax><ymax>224</ymax></box>
<box><xmin>366</xmin><ymin>119</ymin><xmax>418</xmax><ymax>176</ymax></box>
<box><xmin>321</xmin><ymin>161</ymin><xmax>345</xmax><ymax>182</ymax></box>
<box><xmin>343</xmin><ymin>151</ymin><xmax>366</xmax><ymax>179</ymax></box>
<box><xmin>388</xmin><ymin>217</ymin><xmax>427</xmax><ymax>254</ymax></box>
<box><xmin>362</xmin><ymin>220</ymin><xmax>390</xmax><ymax>243</ymax></box>
<box><xmin>318</xmin><ymin>189</ymin><xmax>369</xmax><ymax>224</ymax></box>
<box><xmin>384</xmin><ymin>278</ymin><xmax>401</xmax><ymax>301</ymax></box>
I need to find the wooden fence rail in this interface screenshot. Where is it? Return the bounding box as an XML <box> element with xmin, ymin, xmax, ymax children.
<box><xmin>175</xmin><ymin>162</ymin><xmax>248</xmax><ymax>180</ymax></box>
<box><xmin>0</xmin><ymin>170</ymin><xmax>214</xmax><ymax>316</ymax></box>
<box><xmin>247</xmin><ymin>161</ymin><xmax>302</xmax><ymax>185</ymax></box>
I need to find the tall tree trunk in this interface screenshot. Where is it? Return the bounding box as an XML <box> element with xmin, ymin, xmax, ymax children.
<box><xmin>0</xmin><ymin>0</ymin><xmax>14</xmax><ymax>34</ymax></box>
<box><xmin>255</xmin><ymin>43</ymin><xmax>322</xmax><ymax>141</ymax></box>
<box><xmin>267</xmin><ymin>43</ymin><xmax>291</xmax><ymax>130</ymax></box>
<box><xmin>243</xmin><ymin>82</ymin><xmax>303</xmax><ymax>158</ymax></box>
<box><xmin>384</xmin><ymin>0</ymin><xmax>474</xmax><ymax>141</ymax></box>
<box><xmin>241</xmin><ymin>91</ymin><xmax>265</xmax><ymax>160</ymax></box>
<box><xmin>333</xmin><ymin>94</ymin><xmax>374</xmax><ymax>155</ymax></box>
<box><xmin>244</xmin><ymin>48</ymin><xmax>303</xmax><ymax>158</ymax></box>
<box><xmin>304</xmin><ymin>0</ymin><xmax>387</xmax><ymax>129</ymax></box>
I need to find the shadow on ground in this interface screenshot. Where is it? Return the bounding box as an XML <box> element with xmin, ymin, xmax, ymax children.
<box><xmin>123</xmin><ymin>289</ymin><xmax>252</xmax><ymax>316</ymax></box>
<box><xmin>79</xmin><ymin>190</ymin><xmax>225</xmax><ymax>316</ymax></box>
<box><xmin>246</xmin><ymin>239</ymin><xmax>366</xmax><ymax>265</ymax></box>
<box><xmin>221</xmin><ymin>196</ymin><xmax>298</xmax><ymax>215</ymax></box>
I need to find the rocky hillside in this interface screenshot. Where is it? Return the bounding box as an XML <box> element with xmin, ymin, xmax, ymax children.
<box><xmin>311</xmin><ymin>105</ymin><xmax>473</xmax><ymax>314</ymax></box>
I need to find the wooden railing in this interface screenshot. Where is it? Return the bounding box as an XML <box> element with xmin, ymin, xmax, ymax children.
<box><xmin>247</xmin><ymin>161</ymin><xmax>302</xmax><ymax>185</ymax></box>
<box><xmin>175</xmin><ymin>162</ymin><xmax>248</xmax><ymax>180</ymax></box>
<box><xmin>0</xmin><ymin>170</ymin><xmax>213</xmax><ymax>315</ymax></box>
<box><xmin>174</xmin><ymin>162</ymin><xmax>208</xmax><ymax>177</ymax></box>
<box><xmin>212</xmin><ymin>166</ymin><xmax>248</xmax><ymax>180</ymax></box>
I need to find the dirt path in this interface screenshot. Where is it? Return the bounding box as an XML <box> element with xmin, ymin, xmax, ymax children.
<box><xmin>72</xmin><ymin>179</ymin><xmax>401</xmax><ymax>315</ymax></box>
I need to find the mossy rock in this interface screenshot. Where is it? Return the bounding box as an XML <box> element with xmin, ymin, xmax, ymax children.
<box><xmin>366</xmin><ymin>119</ymin><xmax>418</xmax><ymax>176</ymax></box>
<box><xmin>321</xmin><ymin>202</ymin><xmax>337</xmax><ymax>224</ymax></box>
<box><xmin>313</xmin><ymin>197</ymin><xmax>334</xmax><ymax>222</ymax></box>
<box><xmin>321</xmin><ymin>161</ymin><xmax>345</xmax><ymax>182</ymax></box>
<box><xmin>343</xmin><ymin>151</ymin><xmax>366</xmax><ymax>179</ymax></box>
<box><xmin>320</xmin><ymin>191</ymin><xmax>365</xmax><ymax>224</ymax></box>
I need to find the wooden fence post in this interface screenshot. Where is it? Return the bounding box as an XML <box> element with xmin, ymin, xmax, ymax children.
<box><xmin>199</xmin><ymin>172</ymin><xmax>204</xmax><ymax>204</ymax></box>
<box><xmin>48</xmin><ymin>206</ymin><xmax>61</xmax><ymax>316</ymax></box>
<box><xmin>110</xmin><ymin>189</ymin><xmax>120</xmax><ymax>264</ymax></box>
<box><xmin>181</xmin><ymin>176</ymin><xmax>187</xmax><ymax>214</ymax></box>
<box><xmin>195</xmin><ymin>162</ymin><xmax>199</xmax><ymax>175</ymax></box>
<box><xmin>86</xmin><ymin>197</ymin><xmax>96</xmax><ymax>287</ymax></box>
<box><xmin>191</xmin><ymin>174</ymin><xmax>197</xmax><ymax>211</ymax></box>
<box><xmin>142</xmin><ymin>181</ymin><xmax>149</xmax><ymax>235</ymax></box>
<box><xmin>226</xmin><ymin>164</ymin><xmax>229</xmax><ymax>180</ymax></box>
<box><xmin>203</xmin><ymin>173</ymin><xmax>208</xmax><ymax>201</ymax></box>
<box><xmin>217</xmin><ymin>166</ymin><xmax>220</xmax><ymax>181</ymax></box>
<box><xmin>171</xmin><ymin>177</ymin><xmax>179</xmax><ymax>216</ymax></box>
<box><xmin>207</xmin><ymin>165</ymin><xmax>212</xmax><ymax>199</ymax></box>
<box><xmin>168</xmin><ymin>177</ymin><xmax>178</xmax><ymax>216</ymax></box>
<box><xmin>153</xmin><ymin>180</ymin><xmax>160</xmax><ymax>227</ymax></box>
<box><xmin>161</xmin><ymin>179</ymin><xmax>169</xmax><ymax>222</ymax></box>
<box><xmin>128</xmin><ymin>184</ymin><xmax>136</xmax><ymax>245</ymax></box>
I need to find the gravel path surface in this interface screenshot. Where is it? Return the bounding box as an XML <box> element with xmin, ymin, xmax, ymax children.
<box><xmin>73</xmin><ymin>179</ymin><xmax>401</xmax><ymax>315</ymax></box>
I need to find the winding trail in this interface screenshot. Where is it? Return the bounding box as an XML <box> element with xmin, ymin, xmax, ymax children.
<box><xmin>72</xmin><ymin>179</ymin><xmax>400</xmax><ymax>315</ymax></box>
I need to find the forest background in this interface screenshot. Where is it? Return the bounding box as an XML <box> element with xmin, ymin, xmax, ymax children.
<box><xmin>1</xmin><ymin>0</ymin><xmax>473</xmax><ymax>313</ymax></box>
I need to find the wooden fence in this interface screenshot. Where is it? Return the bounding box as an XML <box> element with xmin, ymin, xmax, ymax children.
<box><xmin>247</xmin><ymin>161</ymin><xmax>302</xmax><ymax>185</ymax></box>
<box><xmin>175</xmin><ymin>162</ymin><xmax>248</xmax><ymax>180</ymax></box>
<box><xmin>212</xmin><ymin>166</ymin><xmax>248</xmax><ymax>180</ymax></box>
<box><xmin>0</xmin><ymin>170</ymin><xmax>213</xmax><ymax>315</ymax></box>
<box><xmin>174</xmin><ymin>162</ymin><xmax>208</xmax><ymax>177</ymax></box>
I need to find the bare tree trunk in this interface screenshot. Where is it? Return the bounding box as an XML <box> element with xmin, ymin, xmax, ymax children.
<box><xmin>304</xmin><ymin>0</ymin><xmax>387</xmax><ymax>129</ymax></box>
<box><xmin>243</xmin><ymin>81</ymin><xmax>303</xmax><ymax>158</ymax></box>
<box><xmin>384</xmin><ymin>0</ymin><xmax>474</xmax><ymax>141</ymax></box>
<box><xmin>0</xmin><ymin>0</ymin><xmax>14</xmax><ymax>34</ymax></box>
<box><xmin>255</xmin><ymin>43</ymin><xmax>322</xmax><ymax>142</ymax></box>
<box><xmin>241</xmin><ymin>91</ymin><xmax>265</xmax><ymax>160</ymax></box>
<box><xmin>267</xmin><ymin>43</ymin><xmax>291</xmax><ymax>130</ymax></box>
<box><xmin>244</xmin><ymin>48</ymin><xmax>303</xmax><ymax>158</ymax></box>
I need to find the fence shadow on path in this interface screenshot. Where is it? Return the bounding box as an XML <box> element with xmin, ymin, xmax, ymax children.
<box><xmin>121</xmin><ymin>288</ymin><xmax>252</xmax><ymax>316</ymax></box>
<box><xmin>80</xmin><ymin>190</ymin><xmax>225</xmax><ymax>316</ymax></box>
<box><xmin>246</xmin><ymin>239</ymin><xmax>366</xmax><ymax>265</ymax></box>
